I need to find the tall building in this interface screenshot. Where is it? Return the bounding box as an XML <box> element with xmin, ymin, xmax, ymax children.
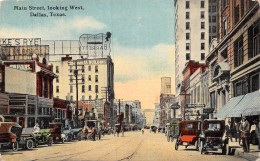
<box><xmin>174</xmin><ymin>0</ymin><xmax>215</xmax><ymax>117</ymax></box>
<box><xmin>161</xmin><ymin>77</ymin><xmax>171</xmax><ymax>94</ymax></box>
<box><xmin>51</xmin><ymin>55</ymin><xmax>114</xmax><ymax>122</ymax></box>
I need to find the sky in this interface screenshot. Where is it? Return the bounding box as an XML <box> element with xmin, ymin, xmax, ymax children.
<box><xmin>0</xmin><ymin>0</ymin><xmax>175</xmax><ymax>124</ymax></box>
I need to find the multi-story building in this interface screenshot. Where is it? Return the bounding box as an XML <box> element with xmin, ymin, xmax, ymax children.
<box><xmin>51</xmin><ymin>55</ymin><xmax>114</xmax><ymax>124</ymax></box>
<box><xmin>174</xmin><ymin>0</ymin><xmax>217</xmax><ymax>120</ymax></box>
<box><xmin>207</xmin><ymin>1</ymin><xmax>260</xmax><ymax>122</ymax></box>
<box><xmin>153</xmin><ymin>103</ymin><xmax>160</xmax><ymax>128</ymax></box>
<box><xmin>161</xmin><ymin>77</ymin><xmax>171</xmax><ymax>94</ymax></box>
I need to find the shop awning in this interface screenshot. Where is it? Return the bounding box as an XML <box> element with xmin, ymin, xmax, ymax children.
<box><xmin>215</xmin><ymin>95</ymin><xmax>244</xmax><ymax>118</ymax></box>
<box><xmin>238</xmin><ymin>90</ymin><xmax>260</xmax><ymax>117</ymax></box>
<box><xmin>216</xmin><ymin>90</ymin><xmax>260</xmax><ymax>118</ymax></box>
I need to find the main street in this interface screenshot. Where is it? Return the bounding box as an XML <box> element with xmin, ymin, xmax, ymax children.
<box><xmin>1</xmin><ymin>130</ymin><xmax>246</xmax><ymax>161</ymax></box>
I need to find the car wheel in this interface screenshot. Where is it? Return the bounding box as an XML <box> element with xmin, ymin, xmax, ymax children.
<box><xmin>12</xmin><ymin>141</ymin><xmax>19</xmax><ymax>151</ymax></box>
<box><xmin>48</xmin><ymin>137</ymin><xmax>53</xmax><ymax>146</ymax></box>
<box><xmin>175</xmin><ymin>139</ymin><xmax>179</xmax><ymax>150</ymax></box>
<box><xmin>26</xmin><ymin>140</ymin><xmax>34</xmax><ymax>149</ymax></box>
<box><xmin>200</xmin><ymin>141</ymin><xmax>204</xmax><ymax>154</ymax></box>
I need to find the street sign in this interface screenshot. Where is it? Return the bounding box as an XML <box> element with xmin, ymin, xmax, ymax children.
<box><xmin>170</xmin><ymin>105</ymin><xmax>180</xmax><ymax>109</ymax></box>
<box><xmin>185</xmin><ymin>104</ymin><xmax>205</xmax><ymax>108</ymax></box>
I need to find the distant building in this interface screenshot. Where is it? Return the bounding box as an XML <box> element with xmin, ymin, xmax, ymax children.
<box><xmin>161</xmin><ymin>77</ymin><xmax>171</xmax><ymax>94</ymax></box>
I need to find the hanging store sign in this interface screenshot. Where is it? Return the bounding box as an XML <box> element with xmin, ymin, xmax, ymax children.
<box><xmin>0</xmin><ymin>38</ymin><xmax>41</xmax><ymax>46</ymax></box>
<box><xmin>185</xmin><ymin>104</ymin><xmax>205</xmax><ymax>108</ymax></box>
<box><xmin>170</xmin><ymin>105</ymin><xmax>180</xmax><ymax>109</ymax></box>
<box><xmin>79</xmin><ymin>33</ymin><xmax>111</xmax><ymax>58</ymax></box>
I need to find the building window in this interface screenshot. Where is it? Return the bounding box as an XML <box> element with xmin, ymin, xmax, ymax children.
<box><xmin>56</xmin><ymin>86</ymin><xmax>59</xmax><ymax>93</ymax></box>
<box><xmin>70</xmin><ymin>75</ymin><xmax>73</xmax><ymax>83</ymax></box>
<box><xmin>212</xmin><ymin>16</ymin><xmax>216</xmax><ymax>23</ymax></box>
<box><xmin>201</xmin><ymin>53</ymin><xmax>205</xmax><ymax>60</ymax></box>
<box><xmin>201</xmin><ymin>32</ymin><xmax>205</xmax><ymax>39</ymax></box>
<box><xmin>186</xmin><ymin>22</ymin><xmax>190</xmax><ymax>30</ymax></box>
<box><xmin>186</xmin><ymin>53</ymin><xmax>190</xmax><ymax>60</ymax></box>
<box><xmin>95</xmin><ymin>85</ymin><xmax>99</xmax><ymax>93</ymax></box>
<box><xmin>210</xmin><ymin>92</ymin><xmax>215</xmax><ymax>109</ymax></box>
<box><xmin>82</xmin><ymin>76</ymin><xmax>85</xmax><ymax>83</ymax></box>
<box><xmin>186</xmin><ymin>33</ymin><xmax>190</xmax><ymax>40</ymax></box>
<box><xmin>197</xmin><ymin>86</ymin><xmax>200</xmax><ymax>102</ymax></box>
<box><xmin>56</xmin><ymin>66</ymin><xmax>59</xmax><ymax>73</ymax></box>
<box><xmin>82</xmin><ymin>85</ymin><xmax>85</xmax><ymax>93</ymax></box>
<box><xmin>201</xmin><ymin>22</ymin><xmax>205</xmax><ymax>29</ymax></box>
<box><xmin>88</xmin><ymin>85</ymin><xmax>91</xmax><ymax>91</ymax></box>
<box><xmin>82</xmin><ymin>95</ymin><xmax>85</xmax><ymax>101</ymax></box>
<box><xmin>70</xmin><ymin>96</ymin><xmax>73</xmax><ymax>101</ymax></box>
<box><xmin>248</xmin><ymin>22</ymin><xmax>260</xmax><ymax>59</ymax></box>
<box><xmin>89</xmin><ymin>95</ymin><xmax>92</xmax><ymax>100</ymax></box>
<box><xmin>70</xmin><ymin>85</ymin><xmax>73</xmax><ymax>93</ymax></box>
<box><xmin>251</xmin><ymin>73</ymin><xmax>260</xmax><ymax>92</ymax></box>
<box><xmin>209</xmin><ymin>26</ymin><xmax>212</xmax><ymax>33</ymax></box>
<box><xmin>234</xmin><ymin>80</ymin><xmax>247</xmax><ymax>96</ymax></box>
<box><xmin>95</xmin><ymin>75</ymin><xmax>98</xmax><ymax>82</ymax></box>
<box><xmin>201</xmin><ymin>11</ymin><xmax>205</xmax><ymax>19</ymax></box>
<box><xmin>70</xmin><ymin>66</ymin><xmax>72</xmax><ymax>73</ymax></box>
<box><xmin>201</xmin><ymin>43</ymin><xmax>205</xmax><ymax>50</ymax></box>
<box><xmin>95</xmin><ymin>65</ymin><xmax>98</xmax><ymax>72</ymax></box>
<box><xmin>88</xmin><ymin>65</ymin><xmax>91</xmax><ymax>71</ymax></box>
<box><xmin>222</xmin><ymin>0</ymin><xmax>227</xmax><ymax>10</ymax></box>
<box><xmin>212</xmin><ymin>6</ymin><xmax>216</xmax><ymax>12</ymax></box>
<box><xmin>212</xmin><ymin>26</ymin><xmax>216</xmax><ymax>33</ymax></box>
<box><xmin>234</xmin><ymin>36</ymin><xmax>243</xmax><ymax>68</ymax></box>
<box><xmin>186</xmin><ymin>12</ymin><xmax>190</xmax><ymax>19</ymax></box>
<box><xmin>186</xmin><ymin>1</ymin><xmax>190</xmax><ymax>9</ymax></box>
<box><xmin>222</xmin><ymin>90</ymin><xmax>226</xmax><ymax>107</ymax></box>
<box><xmin>201</xmin><ymin>1</ymin><xmax>205</xmax><ymax>8</ymax></box>
<box><xmin>186</xmin><ymin>43</ymin><xmax>190</xmax><ymax>50</ymax></box>
<box><xmin>222</xmin><ymin>19</ymin><xmax>228</xmax><ymax>36</ymax></box>
<box><xmin>209</xmin><ymin>16</ymin><xmax>211</xmax><ymax>23</ymax></box>
<box><xmin>88</xmin><ymin>75</ymin><xmax>91</xmax><ymax>81</ymax></box>
<box><xmin>209</xmin><ymin>6</ymin><xmax>211</xmax><ymax>12</ymax></box>
<box><xmin>56</xmin><ymin>76</ymin><xmax>59</xmax><ymax>83</ymax></box>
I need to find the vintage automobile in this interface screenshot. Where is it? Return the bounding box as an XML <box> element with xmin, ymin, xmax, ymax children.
<box><xmin>167</xmin><ymin>121</ymin><xmax>181</xmax><ymax>142</ymax></box>
<box><xmin>198</xmin><ymin>119</ymin><xmax>229</xmax><ymax>155</ymax></box>
<box><xmin>62</xmin><ymin>128</ymin><xmax>82</xmax><ymax>142</ymax></box>
<box><xmin>34</xmin><ymin>129</ymin><xmax>53</xmax><ymax>146</ymax></box>
<box><xmin>82</xmin><ymin>120</ymin><xmax>101</xmax><ymax>141</ymax></box>
<box><xmin>18</xmin><ymin>128</ymin><xmax>38</xmax><ymax>149</ymax></box>
<box><xmin>175</xmin><ymin>120</ymin><xmax>201</xmax><ymax>151</ymax></box>
<box><xmin>48</xmin><ymin>123</ymin><xmax>66</xmax><ymax>143</ymax></box>
<box><xmin>114</xmin><ymin>124</ymin><xmax>121</xmax><ymax>136</ymax></box>
<box><xmin>0</xmin><ymin>122</ymin><xmax>22</xmax><ymax>151</ymax></box>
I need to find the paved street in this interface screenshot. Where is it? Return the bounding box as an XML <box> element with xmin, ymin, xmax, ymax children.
<box><xmin>0</xmin><ymin>130</ymin><xmax>246</xmax><ymax>161</ymax></box>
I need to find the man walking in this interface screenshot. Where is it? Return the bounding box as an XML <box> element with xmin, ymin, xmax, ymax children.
<box><xmin>239</xmin><ymin>116</ymin><xmax>250</xmax><ymax>152</ymax></box>
<box><xmin>225</xmin><ymin>121</ymin><xmax>233</xmax><ymax>142</ymax></box>
<box><xmin>255</xmin><ymin>120</ymin><xmax>260</xmax><ymax>150</ymax></box>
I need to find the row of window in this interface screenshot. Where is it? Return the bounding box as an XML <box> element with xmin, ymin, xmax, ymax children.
<box><xmin>185</xmin><ymin>43</ymin><xmax>205</xmax><ymax>50</ymax></box>
<box><xmin>56</xmin><ymin>85</ymin><xmax>99</xmax><ymax>93</ymax></box>
<box><xmin>186</xmin><ymin>53</ymin><xmax>205</xmax><ymax>61</ymax></box>
<box><xmin>185</xmin><ymin>1</ymin><xmax>205</xmax><ymax>9</ymax></box>
<box><xmin>67</xmin><ymin>95</ymin><xmax>99</xmax><ymax>101</ymax></box>
<box><xmin>55</xmin><ymin>65</ymin><xmax>99</xmax><ymax>74</ymax></box>
<box><xmin>186</xmin><ymin>22</ymin><xmax>205</xmax><ymax>30</ymax></box>
<box><xmin>186</xmin><ymin>32</ymin><xmax>205</xmax><ymax>40</ymax></box>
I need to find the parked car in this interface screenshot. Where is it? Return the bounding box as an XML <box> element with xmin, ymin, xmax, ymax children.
<box><xmin>63</xmin><ymin>128</ymin><xmax>82</xmax><ymax>142</ymax></box>
<box><xmin>167</xmin><ymin>121</ymin><xmax>181</xmax><ymax>142</ymax></box>
<box><xmin>0</xmin><ymin>122</ymin><xmax>22</xmax><ymax>151</ymax></box>
<box><xmin>175</xmin><ymin>120</ymin><xmax>201</xmax><ymax>151</ymax></box>
<box><xmin>48</xmin><ymin>123</ymin><xmax>66</xmax><ymax>143</ymax></box>
<box><xmin>82</xmin><ymin>120</ymin><xmax>101</xmax><ymax>141</ymax></box>
<box><xmin>18</xmin><ymin>128</ymin><xmax>38</xmax><ymax>149</ymax></box>
<box><xmin>198</xmin><ymin>119</ymin><xmax>228</xmax><ymax>155</ymax></box>
<box><xmin>34</xmin><ymin>129</ymin><xmax>53</xmax><ymax>146</ymax></box>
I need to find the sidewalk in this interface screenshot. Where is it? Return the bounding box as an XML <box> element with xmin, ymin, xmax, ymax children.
<box><xmin>229</xmin><ymin>141</ymin><xmax>260</xmax><ymax>161</ymax></box>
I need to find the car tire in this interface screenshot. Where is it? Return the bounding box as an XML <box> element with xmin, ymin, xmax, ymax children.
<box><xmin>175</xmin><ymin>139</ymin><xmax>179</xmax><ymax>150</ymax></box>
<box><xmin>12</xmin><ymin>141</ymin><xmax>19</xmax><ymax>151</ymax></box>
<box><xmin>26</xmin><ymin>140</ymin><xmax>34</xmax><ymax>149</ymax></box>
<box><xmin>48</xmin><ymin>137</ymin><xmax>53</xmax><ymax>146</ymax></box>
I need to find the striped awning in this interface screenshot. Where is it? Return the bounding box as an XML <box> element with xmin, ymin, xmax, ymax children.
<box><xmin>215</xmin><ymin>95</ymin><xmax>244</xmax><ymax>118</ymax></box>
<box><xmin>216</xmin><ymin>90</ymin><xmax>260</xmax><ymax>118</ymax></box>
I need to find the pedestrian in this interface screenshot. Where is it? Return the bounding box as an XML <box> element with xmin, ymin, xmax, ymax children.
<box><xmin>225</xmin><ymin>121</ymin><xmax>233</xmax><ymax>142</ymax></box>
<box><xmin>234</xmin><ymin>121</ymin><xmax>241</xmax><ymax>144</ymax></box>
<box><xmin>255</xmin><ymin>120</ymin><xmax>260</xmax><ymax>150</ymax></box>
<box><xmin>142</xmin><ymin>127</ymin><xmax>144</xmax><ymax>135</ymax></box>
<box><xmin>239</xmin><ymin>116</ymin><xmax>250</xmax><ymax>153</ymax></box>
